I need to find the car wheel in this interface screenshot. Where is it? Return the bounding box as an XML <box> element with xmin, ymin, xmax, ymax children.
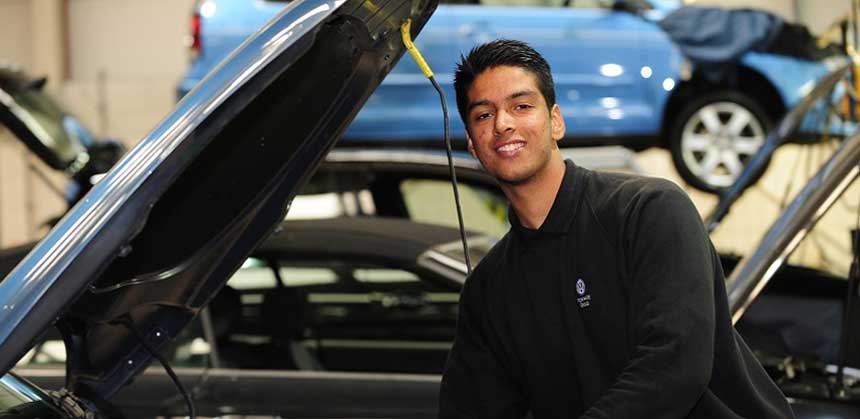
<box><xmin>669</xmin><ymin>91</ymin><xmax>771</xmax><ymax>194</ymax></box>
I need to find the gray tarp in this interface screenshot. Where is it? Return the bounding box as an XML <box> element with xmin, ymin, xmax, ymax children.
<box><xmin>657</xmin><ymin>7</ymin><xmax>783</xmax><ymax>66</ymax></box>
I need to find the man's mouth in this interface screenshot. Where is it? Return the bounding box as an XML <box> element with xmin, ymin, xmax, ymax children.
<box><xmin>495</xmin><ymin>141</ymin><xmax>525</xmax><ymax>156</ymax></box>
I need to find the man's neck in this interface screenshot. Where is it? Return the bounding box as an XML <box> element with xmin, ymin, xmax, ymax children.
<box><xmin>503</xmin><ymin>154</ymin><xmax>566</xmax><ymax>230</ymax></box>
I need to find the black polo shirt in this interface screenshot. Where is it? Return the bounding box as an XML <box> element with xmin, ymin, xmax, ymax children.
<box><xmin>439</xmin><ymin>160</ymin><xmax>793</xmax><ymax>419</ymax></box>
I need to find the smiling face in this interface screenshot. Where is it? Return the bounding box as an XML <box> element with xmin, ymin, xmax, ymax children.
<box><xmin>465</xmin><ymin>65</ymin><xmax>565</xmax><ymax>186</ymax></box>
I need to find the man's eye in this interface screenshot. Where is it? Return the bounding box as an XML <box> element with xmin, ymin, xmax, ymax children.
<box><xmin>515</xmin><ymin>104</ymin><xmax>533</xmax><ymax>111</ymax></box>
<box><xmin>475</xmin><ymin>112</ymin><xmax>491</xmax><ymax>121</ymax></box>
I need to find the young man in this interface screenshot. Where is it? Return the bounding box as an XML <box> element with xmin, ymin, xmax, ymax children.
<box><xmin>438</xmin><ymin>39</ymin><xmax>794</xmax><ymax>419</ymax></box>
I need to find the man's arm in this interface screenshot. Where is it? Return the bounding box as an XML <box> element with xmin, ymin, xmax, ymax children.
<box><xmin>439</xmin><ymin>271</ymin><xmax>527</xmax><ymax>419</ymax></box>
<box><xmin>581</xmin><ymin>181</ymin><xmax>715</xmax><ymax>419</ymax></box>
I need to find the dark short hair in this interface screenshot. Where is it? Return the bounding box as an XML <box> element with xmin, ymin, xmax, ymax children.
<box><xmin>454</xmin><ymin>39</ymin><xmax>556</xmax><ymax>126</ymax></box>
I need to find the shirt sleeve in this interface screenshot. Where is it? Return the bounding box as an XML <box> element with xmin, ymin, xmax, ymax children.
<box><xmin>580</xmin><ymin>181</ymin><xmax>716</xmax><ymax>419</ymax></box>
<box><xmin>438</xmin><ymin>270</ymin><xmax>527</xmax><ymax>419</ymax></box>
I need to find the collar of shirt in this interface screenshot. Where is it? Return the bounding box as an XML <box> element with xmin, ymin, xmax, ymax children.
<box><xmin>508</xmin><ymin>159</ymin><xmax>584</xmax><ymax>240</ymax></box>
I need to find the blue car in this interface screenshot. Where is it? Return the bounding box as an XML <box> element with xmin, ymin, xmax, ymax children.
<box><xmin>177</xmin><ymin>0</ymin><xmax>844</xmax><ymax>192</ymax></box>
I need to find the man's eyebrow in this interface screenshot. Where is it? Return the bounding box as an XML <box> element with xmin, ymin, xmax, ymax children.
<box><xmin>467</xmin><ymin>99</ymin><xmax>490</xmax><ymax>113</ymax></box>
<box><xmin>509</xmin><ymin>90</ymin><xmax>537</xmax><ymax>100</ymax></box>
<box><xmin>467</xmin><ymin>90</ymin><xmax>538</xmax><ymax>113</ymax></box>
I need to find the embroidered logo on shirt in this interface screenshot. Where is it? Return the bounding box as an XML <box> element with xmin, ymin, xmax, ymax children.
<box><xmin>576</xmin><ymin>279</ymin><xmax>586</xmax><ymax>296</ymax></box>
<box><xmin>575</xmin><ymin>278</ymin><xmax>591</xmax><ymax>308</ymax></box>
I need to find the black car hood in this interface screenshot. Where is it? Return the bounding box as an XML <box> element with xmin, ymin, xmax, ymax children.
<box><xmin>0</xmin><ymin>0</ymin><xmax>435</xmax><ymax>402</ymax></box>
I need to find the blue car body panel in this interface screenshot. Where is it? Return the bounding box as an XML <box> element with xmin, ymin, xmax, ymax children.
<box><xmin>178</xmin><ymin>0</ymin><xmax>835</xmax><ymax>145</ymax></box>
<box><xmin>740</xmin><ymin>52</ymin><xmax>835</xmax><ymax>108</ymax></box>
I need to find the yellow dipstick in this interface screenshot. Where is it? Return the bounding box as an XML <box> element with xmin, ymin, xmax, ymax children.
<box><xmin>400</xmin><ymin>19</ymin><xmax>434</xmax><ymax>79</ymax></box>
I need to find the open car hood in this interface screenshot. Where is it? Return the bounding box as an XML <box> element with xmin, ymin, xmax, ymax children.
<box><xmin>0</xmin><ymin>0</ymin><xmax>435</xmax><ymax>402</ymax></box>
<box><xmin>727</xmin><ymin>132</ymin><xmax>860</xmax><ymax>321</ymax></box>
<box><xmin>0</xmin><ymin>68</ymin><xmax>92</xmax><ymax>173</ymax></box>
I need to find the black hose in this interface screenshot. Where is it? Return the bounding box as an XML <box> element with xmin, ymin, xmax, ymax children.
<box><xmin>119</xmin><ymin>318</ymin><xmax>196</xmax><ymax>419</ymax></box>
<box><xmin>429</xmin><ymin>76</ymin><xmax>472</xmax><ymax>274</ymax></box>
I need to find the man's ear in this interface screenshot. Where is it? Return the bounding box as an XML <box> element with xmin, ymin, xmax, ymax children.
<box><xmin>551</xmin><ymin>103</ymin><xmax>565</xmax><ymax>142</ymax></box>
<box><xmin>466</xmin><ymin>132</ymin><xmax>477</xmax><ymax>159</ymax></box>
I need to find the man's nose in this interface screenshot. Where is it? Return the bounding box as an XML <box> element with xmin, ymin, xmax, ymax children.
<box><xmin>494</xmin><ymin>110</ymin><xmax>514</xmax><ymax>136</ymax></box>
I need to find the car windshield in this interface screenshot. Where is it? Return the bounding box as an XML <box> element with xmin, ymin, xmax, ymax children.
<box><xmin>0</xmin><ymin>71</ymin><xmax>90</xmax><ymax>169</ymax></box>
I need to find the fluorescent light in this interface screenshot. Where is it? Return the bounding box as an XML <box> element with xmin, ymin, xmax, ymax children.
<box><xmin>600</xmin><ymin>64</ymin><xmax>624</xmax><ymax>78</ymax></box>
<box><xmin>600</xmin><ymin>97</ymin><xmax>619</xmax><ymax>108</ymax></box>
<box><xmin>662</xmin><ymin>78</ymin><xmax>676</xmax><ymax>91</ymax></box>
<box><xmin>200</xmin><ymin>0</ymin><xmax>217</xmax><ymax>18</ymax></box>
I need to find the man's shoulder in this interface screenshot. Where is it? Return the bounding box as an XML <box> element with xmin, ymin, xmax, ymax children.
<box><xmin>582</xmin><ymin>169</ymin><xmax>689</xmax><ymax>219</ymax></box>
<box><xmin>577</xmin><ymin>169</ymin><xmax>694</xmax><ymax>250</ymax></box>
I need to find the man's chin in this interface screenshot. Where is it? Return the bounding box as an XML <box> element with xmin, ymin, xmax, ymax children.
<box><xmin>477</xmin><ymin>159</ymin><xmax>537</xmax><ymax>186</ymax></box>
<box><xmin>494</xmin><ymin>171</ymin><xmax>533</xmax><ymax>186</ymax></box>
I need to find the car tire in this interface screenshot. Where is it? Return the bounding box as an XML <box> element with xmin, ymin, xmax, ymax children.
<box><xmin>669</xmin><ymin>91</ymin><xmax>772</xmax><ymax>194</ymax></box>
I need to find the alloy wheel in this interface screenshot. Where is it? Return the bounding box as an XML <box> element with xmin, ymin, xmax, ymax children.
<box><xmin>680</xmin><ymin>101</ymin><xmax>766</xmax><ymax>189</ymax></box>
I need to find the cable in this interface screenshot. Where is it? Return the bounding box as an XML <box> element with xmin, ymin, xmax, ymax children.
<box><xmin>401</xmin><ymin>19</ymin><xmax>473</xmax><ymax>274</ymax></box>
<box><xmin>117</xmin><ymin>317</ymin><xmax>196</xmax><ymax>419</ymax></box>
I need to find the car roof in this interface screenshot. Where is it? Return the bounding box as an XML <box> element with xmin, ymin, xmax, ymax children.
<box><xmin>257</xmin><ymin>217</ymin><xmax>479</xmax><ymax>267</ymax></box>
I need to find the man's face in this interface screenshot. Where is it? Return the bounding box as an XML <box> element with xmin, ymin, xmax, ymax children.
<box><xmin>465</xmin><ymin>65</ymin><xmax>565</xmax><ymax>186</ymax></box>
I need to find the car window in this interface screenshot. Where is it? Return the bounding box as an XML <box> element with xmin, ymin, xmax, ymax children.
<box><xmin>353</xmin><ymin>267</ymin><xmax>421</xmax><ymax>283</ymax></box>
<box><xmin>287</xmin><ymin>191</ymin><xmax>375</xmax><ymax>219</ymax></box>
<box><xmin>400</xmin><ymin>179</ymin><xmax>508</xmax><ymax>238</ymax></box>
<box><xmin>292</xmin><ymin>168</ymin><xmax>509</xmax><ymax>237</ymax></box>
<box><xmin>230</xmin><ymin>257</ymin><xmax>279</xmax><ymax>289</ymax></box>
<box><xmin>278</xmin><ymin>266</ymin><xmax>338</xmax><ymax>286</ymax></box>
<box><xmin>209</xmin><ymin>259</ymin><xmax>459</xmax><ymax>373</ymax></box>
<box><xmin>282</xmin><ymin>261</ymin><xmax>458</xmax><ymax>373</ymax></box>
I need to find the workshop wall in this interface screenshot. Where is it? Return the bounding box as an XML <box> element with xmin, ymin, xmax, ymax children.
<box><xmin>63</xmin><ymin>0</ymin><xmax>196</xmax><ymax>144</ymax></box>
<box><xmin>0</xmin><ymin>0</ymin><xmax>32</xmax><ymax>70</ymax></box>
<box><xmin>0</xmin><ymin>0</ymin><xmax>194</xmax><ymax>247</ymax></box>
